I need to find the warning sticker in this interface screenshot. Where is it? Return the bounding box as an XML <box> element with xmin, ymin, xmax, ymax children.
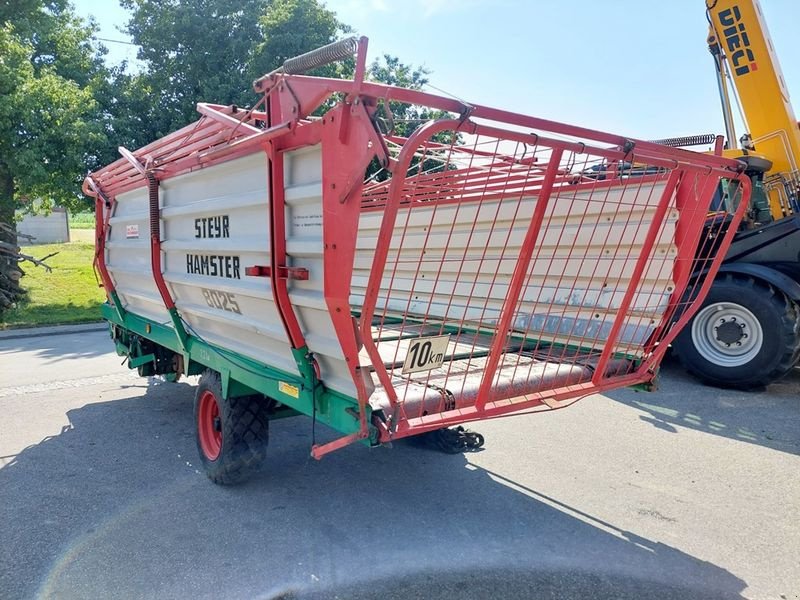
<box><xmin>278</xmin><ymin>381</ymin><xmax>300</xmax><ymax>399</ymax></box>
<box><xmin>126</xmin><ymin>224</ymin><xmax>139</xmax><ymax>239</ymax></box>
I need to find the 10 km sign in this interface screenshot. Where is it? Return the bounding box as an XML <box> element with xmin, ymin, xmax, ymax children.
<box><xmin>401</xmin><ymin>334</ymin><xmax>450</xmax><ymax>374</ymax></box>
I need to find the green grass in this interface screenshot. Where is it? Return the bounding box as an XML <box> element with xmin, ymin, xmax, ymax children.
<box><xmin>1</xmin><ymin>240</ymin><xmax>105</xmax><ymax>329</ymax></box>
<box><xmin>69</xmin><ymin>212</ymin><xmax>96</xmax><ymax>229</ymax></box>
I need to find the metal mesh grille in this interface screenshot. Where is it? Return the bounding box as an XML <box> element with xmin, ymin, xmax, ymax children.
<box><xmin>354</xmin><ymin>121</ymin><xmax>745</xmax><ymax>434</ymax></box>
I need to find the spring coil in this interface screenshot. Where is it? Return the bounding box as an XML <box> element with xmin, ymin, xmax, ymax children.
<box><xmin>147</xmin><ymin>173</ymin><xmax>160</xmax><ymax>239</ymax></box>
<box><xmin>649</xmin><ymin>133</ymin><xmax>718</xmax><ymax>148</ymax></box>
<box><xmin>283</xmin><ymin>36</ymin><xmax>359</xmax><ymax>75</ymax></box>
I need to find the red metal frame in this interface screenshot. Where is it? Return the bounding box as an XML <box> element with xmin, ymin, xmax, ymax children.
<box><xmin>590</xmin><ymin>169</ymin><xmax>683</xmax><ymax>382</ymax></box>
<box><xmin>244</xmin><ymin>265</ymin><xmax>309</xmax><ymax>280</ymax></box>
<box><xmin>265</xmin><ymin>136</ymin><xmax>307</xmax><ymax>350</ymax></box>
<box><xmin>475</xmin><ymin>148</ymin><xmax>564</xmax><ymax>409</ymax></box>
<box><xmin>337</xmin><ymin>98</ymin><xmax>749</xmax><ymax>447</ymax></box>
<box><xmin>146</xmin><ymin>175</ymin><xmax>177</xmax><ymax>312</ymax></box>
<box><xmin>82</xmin><ymin>176</ymin><xmax>123</xmax><ymax>318</ymax></box>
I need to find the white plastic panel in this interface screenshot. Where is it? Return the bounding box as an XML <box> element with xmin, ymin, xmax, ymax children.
<box><xmin>106</xmin><ymin>148</ymin><xmax>360</xmax><ymax>397</ymax></box>
<box><xmin>157</xmin><ymin>152</ymin><xmax>299</xmax><ymax>377</ymax></box>
<box><xmin>352</xmin><ymin>180</ymin><xmax>677</xmax><ymax>356</ymax></box>
<box><xmin>283</xmin><ymin>145</ymin><xmax>357</xmax><ymax>396</ymax></box>
<box><xmin>106</xmin><ymin>187</ymin><xmax>165</xmax><ymax>323</ymax></box>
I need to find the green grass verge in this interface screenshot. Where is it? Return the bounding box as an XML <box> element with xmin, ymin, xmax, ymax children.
<box><xmin>1</xmin><ymin>240</ymin><xmax>105</xmax><ymax>329</ymax></box>
<box><xmin>69</xmin><ymin>212</ymin><xmax>96</xmax><ymax>229</ymax></box>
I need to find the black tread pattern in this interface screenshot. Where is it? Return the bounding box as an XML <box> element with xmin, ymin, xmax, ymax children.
<box><xmin>195</xmin><ymin>370</ymin><xmax>270</xmax><ymax>485</ymax></box>
<box><xmin>675</xmin><ymin>274</ymin><xmax>800</xmax><ymax>389</ymax></box>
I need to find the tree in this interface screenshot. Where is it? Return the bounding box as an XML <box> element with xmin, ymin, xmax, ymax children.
<box><xmin>366</xmin><ymin>55</ymin><xmax>459</xmax><ymax>181</ymax></box>
<box><xmin>0</xmin><ymin>0</ymin><xmax>444</xmax><ymax>314</ymax></box>
<box><xmin>120</xmin><ymin>0</ymin><xmax>269</xmax><ymax>141</ymax></box>
<box><xmin>120</xmin><ymin>0</ymin><xmax>348</xmax><ymax>146</ymax></box>
<box><xmin>250</xmin><ymin>0</ymin><xmax>347</xmax><ymax>79</ymax></box>
<box><xmin>368</xmin><ymin>54</ymin><xmax>448</xmax><ymax>137</ymax></box>
<box><xmin>91</xmin><ymin>67</ymin><xmax>162</xmax><ymax>166</ymax></box>
<box><xmin>0</xmin><ymin>223</ymin><xmax>57</xmax><ymax>305</ymax></box>
<box><xmin>0</xmin><ymin>1</ymin><xmax>106</xmax><ymax>311</ymax></box>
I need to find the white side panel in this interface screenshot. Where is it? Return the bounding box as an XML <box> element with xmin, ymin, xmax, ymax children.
<box><xmin>352</xmin><ymin>180</ymin><xmax>677</xmax><ymax>356</ymax></box>
<box><xmin>158</xmin><ymin>152</ymin><xmax>299</xmax><ymax>377</ymax></box>
<box><xmin>284</xmin><ymin>146</ymin><xmax>358</xmax><ymax>396</ymax></box>
<box><xmin>107</xmin><ymin>187</ymin><xmax>166</xmax><ymax>323</ymax></box>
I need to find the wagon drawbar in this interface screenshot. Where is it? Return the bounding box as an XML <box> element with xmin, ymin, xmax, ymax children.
<box><xmin>84</xmin><ymin>37</ymin><xmax>751</xmax><ymax>484</ymax></box>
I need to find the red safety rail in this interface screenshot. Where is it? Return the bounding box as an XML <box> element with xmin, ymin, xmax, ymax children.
<box><xmin>85</xmin><ymin>103</ymin><xmax>286</xmax><ymax>199</ymax></box>
<box><xmin>250</xmin><ymin>38</ymin><xmax>751</xmax><ymax>455</ymax></box>
<box><xmin>355</xmin><ymin>122</ymin><xmax>749</xmax><ymax>443</ymax></box>
<box><xmin>86</xmin><ymin>37</ymin><xmax>751</xmax><ymax>458</ymax></box>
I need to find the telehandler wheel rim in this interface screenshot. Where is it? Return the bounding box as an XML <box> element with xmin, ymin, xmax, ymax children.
<box><xmin>691</xmin><ymin>301</ymin><xmax>763</xmax><ymax>367</ymax></box>
<box><xmin>198</xmin><ymin>390</ymin><xmax>222</xmax><ymax>461</ymax></box>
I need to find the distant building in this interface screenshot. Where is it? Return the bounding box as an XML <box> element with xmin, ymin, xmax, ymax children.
<box><xmin>16</xmin><ymin>207</ymin><xmax>70</xmax><ymax>244</ymax></box>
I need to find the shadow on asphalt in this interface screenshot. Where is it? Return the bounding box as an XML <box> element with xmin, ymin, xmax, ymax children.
<box><xmin>604</xmin><ymin>353</ymin><xmax>800</xmax><ymax>456</ymax></box>
<box><xmin>1</xmin><ymin>378</ymin><xmax>747</xmax><ymax>600</ymax></box>
<box><xmin>0</xmin><ymin>328</ymin><xmax>110</xmax><ymax>364</ymax></box>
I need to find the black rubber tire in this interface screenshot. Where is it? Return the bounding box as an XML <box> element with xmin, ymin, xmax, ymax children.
<box><xmin>194</xmin><ymin>369</ymin><xmax>270</xmax><ymax>485</ymax></box>
<box><xmin>674</xmin><ymin>274</ymin><xmax>800</xmax><ymax>389</ymax></box>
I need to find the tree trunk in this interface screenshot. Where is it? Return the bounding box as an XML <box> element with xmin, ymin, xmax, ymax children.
<box><xmin>0</xmin><ymin>161</ymin><xmax>23</xmax><ymax>312</ymax></box>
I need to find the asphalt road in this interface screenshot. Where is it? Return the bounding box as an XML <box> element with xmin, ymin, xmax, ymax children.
<box><xmin>1</xmin><ymin>329</ymin><xmax>798</xmax><ymax>599</ymax></box>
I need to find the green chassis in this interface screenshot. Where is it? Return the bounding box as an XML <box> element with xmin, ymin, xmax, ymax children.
<box><xmin>102</xmin><ymin>302</ymin><xmax>375</xmax><ymax>444</ymax></box>
<box><xmin>104</xmin><ymin>300</ymin><xmax>653</xmax><ymax>449</ymax></box>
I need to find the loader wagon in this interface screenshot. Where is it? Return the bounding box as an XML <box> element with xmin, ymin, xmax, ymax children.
<box><xmin>84</xmin><ymin>37</ymin><xmax>751</xmax><ymax>484</ymax></box>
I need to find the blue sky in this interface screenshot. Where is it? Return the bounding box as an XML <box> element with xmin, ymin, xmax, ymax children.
<box><xmin>73</xmin><ymin>0</ymin><xmax>800</xmax><ymax>140</ymax></box>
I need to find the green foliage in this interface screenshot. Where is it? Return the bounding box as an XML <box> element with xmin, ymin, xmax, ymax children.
<box><xmin>0</xmin><ymin>240</ymin><xmax>104</xmax><ymax>328</ymax></box>
<box><xmin>119</xmin><ymin>0</ymin><xmax>347</xmax><ymax>145</ymax></box>
<box><xmin>366</xmin><ymin>55</ymin><xmax>459</xmax><ymax>180</ymax></box>
<box><xmin>0</xmin><ymin>0</ymin><xmax>446</xmax><ymax>318</ymax></box>
<box><xmin>69</xmin><ymin>212</ymin><xmax>96</xmax><ymax>229</ymax></box>
<box><xmin>117</xmin><ymin>0</ymin><xmax>443</xmax><ymax>150</ymax></box>
<box><xmin>120</xmin><ymin>0</ymin><xmax>268</xmax><ymax>139</ymax></box>
<box><xmin>0</xmin><ymin>2</ymin><xmax>106</xmax><ymax>216</ymax></box>
<box><xmin>91</xmin><ymin>67</ymin><xmax>160</xmax><ymax>165</ymax></box>
<box><xmin>0</xmin><ymin>0</ymin><xmax>446</xmax><ymax>218</ymax></box>
<box><xmin>0</xmin><ymin>0</ymin><xmax>108</xmax><ymax>315</ymax></box>
<box><xmin>251</xmin><ymin>0</ymin><xmax>348</xmax><ymax>78</ymax></box>
<box><xmin>368</xmin><ymin>54</ymin><xmax>455</xmax><ymax>139</ymax></box>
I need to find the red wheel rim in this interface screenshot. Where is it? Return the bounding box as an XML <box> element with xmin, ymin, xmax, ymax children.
<box><xmin>198</xmin><ymin>390</ymin><xmax>222</xmax><ymax>460</ymax></box>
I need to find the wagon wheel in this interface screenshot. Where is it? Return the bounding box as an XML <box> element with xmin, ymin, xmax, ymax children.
<box><xmin>194</xmin><ymin>369</ymin><xmax>271</xmax><ymax>485</ymax></box>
